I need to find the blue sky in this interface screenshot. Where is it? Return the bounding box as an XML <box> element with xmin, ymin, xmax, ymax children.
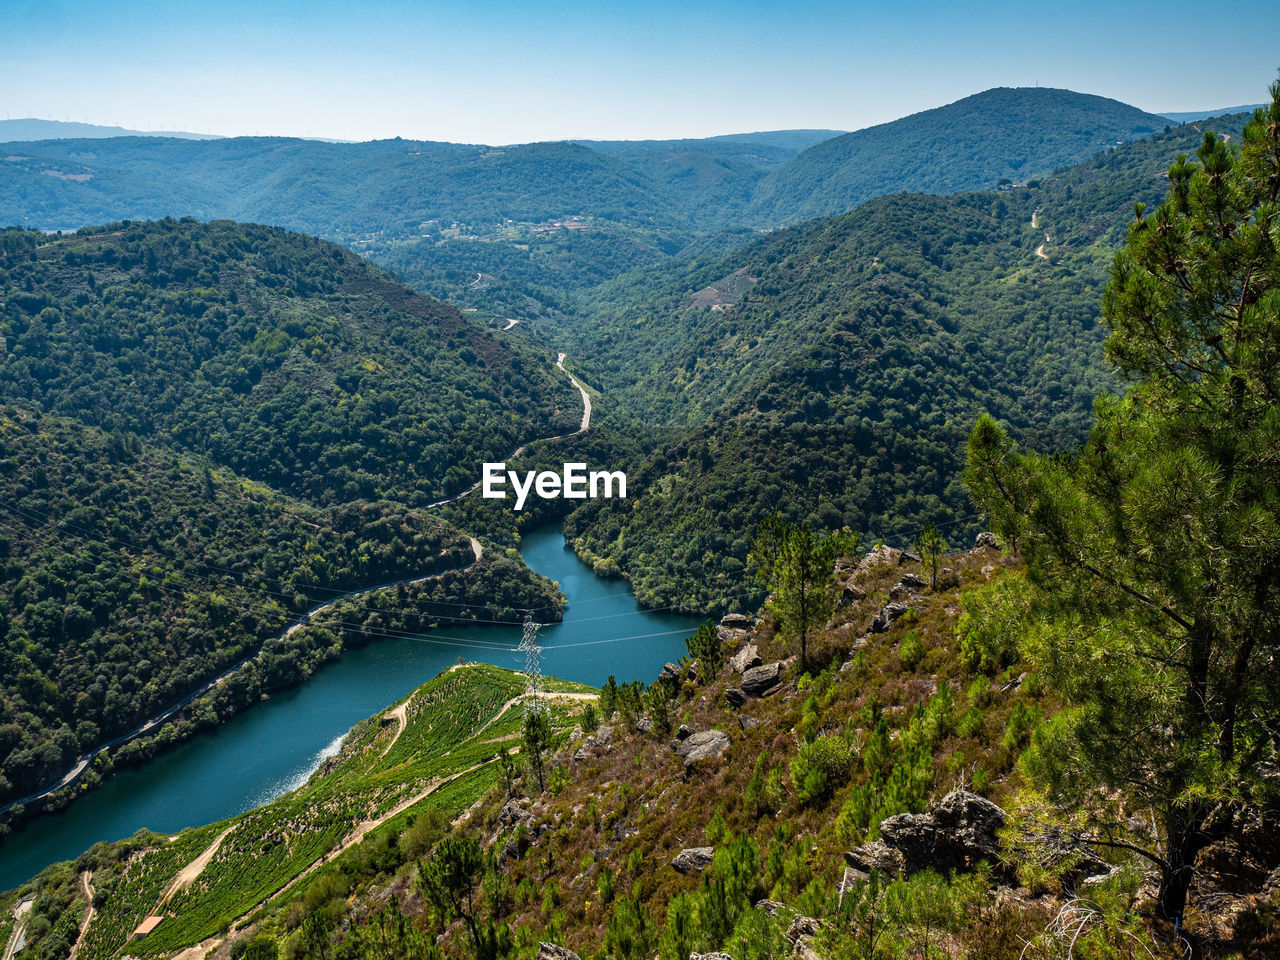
<box><xmin>2</xmin><ymin>0</ymin><xmax>1277</xmax><ymax>143</ymax></box>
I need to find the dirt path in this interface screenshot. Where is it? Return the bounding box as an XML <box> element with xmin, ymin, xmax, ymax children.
<box><xmin>217</xmin><ymin>756</ymin><xmax>502</xmax><ymax>947</ymax></box>
<box><xmin>378</xmin><ymin>701</ymin><xmax>410</xmax><ymax>759</ymax></box>
<box><xmin>157</xmin><ymin>825</ymin><xmax>237</xmax><ymax>908</ymax></box>
<box><xmin>471</xmin><ymin>690</ymin><xmax>597</xmax><ymax>741</ymax></box>
<box><xmin>2</xmin><ymin>899</ymin><xmax>33</xmax><ymax>960</ymax></box>
<box><xmin>1031</xmin><ymin>206</ymin><xmax>1040</xmax><ymax>229</ymax></box>
<box><xmin>1035</xmin><ymin>232</ymin><xmax>1050</xmax><ymax>259</ymax></box>
<box><xmin>502</xmin><ymin>318</ymin><xmax>520</xmax><ymax>331</ymax></box>
<box><xmin>67</xmin><ymin>872</ymin><xmax>94</xmax><ymax>960</ymax></box>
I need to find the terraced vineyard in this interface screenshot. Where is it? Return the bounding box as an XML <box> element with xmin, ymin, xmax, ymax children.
<box><xmin>22</xmin><ymin>664</ymin><xmax>595</xmax><ymax>960</ymax></box>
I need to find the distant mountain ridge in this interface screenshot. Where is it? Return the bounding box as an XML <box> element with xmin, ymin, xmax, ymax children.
<box><xmin>748</xmin><ymin>86</ymin><xmax>1169</xmax><ymax>224</ymax></box>
<box><xmin>1159</xmin><ymin>103</ymin><xmax>1266</xmax><ymax>122</ymax></box>
<box><xmin>0</xmin><ymin>117</ymin><xmax>221</xmax><ymax>141</ymax></box>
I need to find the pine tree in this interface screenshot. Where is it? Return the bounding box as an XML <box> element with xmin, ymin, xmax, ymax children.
<box><xmin>965</xmin><ymin>80</ymin><xmax>1280</xmax><ymax>923</ymax></box>
<box><xmin>749</xmin><ymin>513</ymin><xmax>858</xmax><ymax>667</ymax></box>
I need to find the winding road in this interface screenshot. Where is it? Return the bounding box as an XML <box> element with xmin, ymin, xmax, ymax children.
<box><xmin>0</xmin><ymin>540</ymin><xmax>484</xmax><ymax>820</ymax></box>
<box><xmin>420</xmin><ymin>352</ymin><xmax>592</xmax><ymax>508</ymax></box>
<box><xmin>2</xmin><ymin>354</ymin><xmax>590</xmax><ymax>823</ymax></box>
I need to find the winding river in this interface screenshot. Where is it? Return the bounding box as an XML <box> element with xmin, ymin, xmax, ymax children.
<box><xmin>0</xmin><ymin>527</ymin><xmax>703</xmax><ymax>890</ymax></box>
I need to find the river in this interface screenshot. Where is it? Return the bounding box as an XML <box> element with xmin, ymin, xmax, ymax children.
<box><xmin>0</xmin><ymin>527</ymin><xmax>704</xmax><ymax>890</ymax></box>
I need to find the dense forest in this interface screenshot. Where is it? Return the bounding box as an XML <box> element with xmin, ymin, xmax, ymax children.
<box><xmin>748</xmin><ymin>86</ymin><xmax>1168</xmax><ymax>224</ymax></box>
<box><xmin>540</xmin><ymin>115</ymin><xmax>1250</xmax><ymax>610</ymax></box>
<box><xmin>0</xmin><ymin>411</ymin><xmax>481</xmax><ymax>807</ymax></box>
<box><xmin>0</xmin><ymin>220</ymin><xmax>578</xmax><ymax>504</ymax></box>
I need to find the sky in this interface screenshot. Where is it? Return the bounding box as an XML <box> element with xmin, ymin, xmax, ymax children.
<box><xmin>2</xmin><ymin>0</ymin><xmax>1278</xmax><ymax>144</ymax></box>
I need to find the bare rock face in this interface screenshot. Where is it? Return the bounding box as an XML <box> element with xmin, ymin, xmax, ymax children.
<box><xmin>838</xmin><ymin>583</ymin><xmax>866</xmax><ymax>606</ymax></box>
<box><xmin>870</xmin><ymin>601</ymin><xmax>911</xmax><ymax>633</ymax></box>
<box><xmin>898</xmin><ymin>572</ymin><xmax>926</xmax><ymax>591</ymax></box>
<box><xmin>729</xmin><ymin>642</ymin><xmax>762</xmax><ymax>673</ymax></box>
<box><xmin>660</xmin><ymin>662</ymin><xmax>681</xmax><ymax>681</ymax></box>
<box><xmin>844</xmin><ymin>841</ymin><xmax>906</xmax><ymax>875</ymax></box>
<box><xmin>974</xmin><ymin>531</ymin><xmax>999</xmax><ymax>551</ymax></box>
<box><xmin>720</xmin><ymin>612</ymin><xmax>752</xmax><ymax>629</ymax></box>
<box><xmin>537</xmin><ymin>944</ymin><xmax>582</xmax><ymax>960</ymax></box>
<box><xmin>785</xmin><ymin>916</ymin><xmax>825</xmax><ymax>951</ymax></box>
<box><xmin>674</xmin><ymin>729</ymin><xmax>730</xmax><ymax>768</ymax></box>
<box><xmin>876</xmin><ymin>790</ymin><xmax>1007</xmax><ymax>876</ymax></box>
<box><xmin>741</xmin><ymin>661</ymin><xmax>783</xmax><ymax>697</ymax></box>
<box><xmin>671</xmin><ymin>846</ymin><xmax>715</xmax><ymax>873</ymax></box>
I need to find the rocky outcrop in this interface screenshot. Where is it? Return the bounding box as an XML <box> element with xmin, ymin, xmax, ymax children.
<box><xmin>537</xmin><ymin>944</ymin><xmax>581</xmax><ymax>960</ymax></box>
<box><xmin>785</xmin><ymin>916</ymin><xmax>825</xmax><ymax>959</ymax></box>
<box><xmin>974</xmin><ymin>531</ymin><xmax>999</xmax><ymax>551</ymax></box>
<box><xmin>741</xmin><ymin>661</ymin><xmax>783</xmax><ymax>696</ymax></box>
<box><xmin>660</xmin><ymin>662</ymin><xmax>681</xmax><ymax>682</ymax></box>
<box><xmin>838</xmin><ymin>583</ymin><xmax>866</xmax><ymax>607</ymax></box>
<box><xmin>877</xmin><ymin>790</ymin><xmax>1006</xmax><ymax>874</ymax></box>
<box><xmin>870</xmin><ymin>601</ymin><xmax>911</xmax><ymax>633</ymax></box>
<box><xmin>720</xmin><ymin>613</ymin><xmax>752</xmax><ymax>629</ymax></box>
<box><xmin>726</xmin><ymin>688</ymin><xmax>747</xmax><ymax>708</ymax></box>
<box><xmin>674</xmin><ymin>729</ymin><xmax>730</xmax><ymax>769</ymax></box>
<box><xmin>671</xmin><ymin>846</ymin><xmax>715</xmax><ymax>873</ymax></box>
<box><xmin>572</xmin><ymin>725</ymin><xmax>613</xmax><ymax>761</ymax></box>
<box><xmin>844</xmin><ymin>840</ymin><xmax>905</xmax><ymax>875</ymax></box>
<box><xmin>729</xmin><ymin>643</ymin><xmax>761</xmax><ymax>674</ymax></box>
<box><xmin>690</xmin><ymin>954</ymin><xmax>734</xmax><ymax>960</ymax></box>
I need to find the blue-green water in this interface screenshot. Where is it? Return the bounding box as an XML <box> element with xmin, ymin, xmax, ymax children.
<box><xmin>0</xmin><ymin>527</ymin><xmax>703</xmax><ymax>890</ymax></box>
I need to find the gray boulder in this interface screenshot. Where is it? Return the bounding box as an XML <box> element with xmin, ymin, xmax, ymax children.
<box><xmin>726</xmin><ymin>688</ymin><xmax>747</xmax><ymax>708</ymax></box>
<box><xmin>660</xmin><ymin>662</ymin><xmax>681</xmax><ymax>681</ymax></box>
<box><xmin>785</xmin><ymin>916</ymin><xmax>824</xmax><ymax>943</ymax></box>
<box><xmin>876</xmin><ymin>790</ymin><xmax>1007</xmax><ymax>876</ymax></box>
<box><xmin>838</xmin><ymin>583</ymin><xmax>866</xmax><ymax>606</ymax></box>
<box><xmin>741</xmin><ymin>661</ymin><xmax>783</xmax><ymax>697</ymax></box>
<box><xmin>871</xmin><ymin>602</ymin><xmax>911</xmax><ymax>633</ymax></box>
<box><xmin>974</xmin><ymin>531</ymin><xmax>999</xmax><ymax>551</ymax></box>
<box><xmin>691</xmin><ymin>954</ymin><xmax>735</xmax><ymax>960</ymax></box>
<box><xmin>674</xmin><ymin>729</ymin><xmax>730</xmax><ymax>768</ymax></box>
<box><xmin>720</xmin><ymin>613</ymin><xmax>752</xmax><ymax>629</ymax></box>
<box><xmin>536</xmin><ymin>944</ymin><xmax>581</xmax><ymax>960</ymax></box>
<box><xmin>844</xmin><ymin>841</ymin><xmax>905</xmax><ymax>875</ymax></box>
<box><xmin>671</xmin><ymin>846</ymin><xmax>715</xmax><ymax>873</ymax></box>
<box><xmin>729</xmin><ymin>642</ymin><xmax>762</xmax><ymax>673</ymax></box>
<box><xmin>754</xmin><ymin>898</ymin><xmax>784</xmax><ymax>915</ymax></box>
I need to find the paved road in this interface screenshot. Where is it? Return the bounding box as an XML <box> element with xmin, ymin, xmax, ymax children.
<box><xmin>0</xmin><ymin>541</ymin><xmax>484</xmax><ymax>819</ymax></box>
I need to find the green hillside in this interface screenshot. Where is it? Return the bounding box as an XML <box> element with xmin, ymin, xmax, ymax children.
<box><xmin>0</xmin><ymin>412</ymin><xmax>489</xmax><ymax>809</ymax></box>
<box><xmin>749</xmin><ymin>87</ymin><xmax>1169</xmax><ymax>224</ymax></box>
<box><xmin>0</xmin><ymin>219</ymin><xmax>578</xmax><ymax>505</ymax></box>
<box><xmin>548</xmin><ymin>116</ymin><xmax>1249</xmax><ymax>611</ymax></box>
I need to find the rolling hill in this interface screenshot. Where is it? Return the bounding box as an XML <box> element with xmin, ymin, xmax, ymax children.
<box><xmin>748</xmin><ymin>87</ymin><xmax>1169</xmax><ymax>224</ymax></box>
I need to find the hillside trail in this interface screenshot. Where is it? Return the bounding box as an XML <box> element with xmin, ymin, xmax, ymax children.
<box><xmin>1035</xmin><ymin>232</ymin><xmax>1050</xmax><ymax>259</ymax></box>
<box><xmin>502</xmin><ymin>317</ymin><xmax>520</xmax><ymax>331</ymax></box>
<box><xmin>469</xmin><ymin>689</ymin><xmax>597</xmax><ymax>743</ymax></box>
<box><xmin>66</xmin><ymin>871</ymin><xmax>94</xmax><ymax>960</ymax></box>
<box><xmin>1031</xmin><ymin>206</ymin><xmax>1041</xmax><ymax>229</ymax></box>
<box><xmin>1</xmin><ymin>899</ymin><xmax>34</xmax><ymax>960</ymax></box>
<box><xmin>156</xmin><ymin>825</ymin><xmax>238</xmax><ymax>911</ymax></box>
<box><xmin>378</xmin><ymin>700</ymin><xmax>411</xmax><ymax>759</ymax></box>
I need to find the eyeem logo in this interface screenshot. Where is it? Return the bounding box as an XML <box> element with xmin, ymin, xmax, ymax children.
<box><xmin>482</xmin><ymin>462</ymin><xmax>627</xmax><ymax>511</ymax></box>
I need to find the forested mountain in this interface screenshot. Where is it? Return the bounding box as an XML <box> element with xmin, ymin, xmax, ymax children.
<box><xmin>748</xmin><ymin>87</ymin><xmax>1169</xmax><ymax>224</ymax></box>
<box><xmin>548</xmin><ymin>115</ymin><xmax>1250</xmax><ymax>610</ymax></box>
<box><xmin>0</xmin><ymin>220</ymin><xmax>582</xmax><ymax>811</ymax></box>
<box><xmin>0</xmin><ymin>412</ymin><xmax>485</xmax><ymax>808</ymax></box>
<box><xmin>0</xmin><ymin>220</ymin><xmax>578</xmax><ymax>504</ymax></box>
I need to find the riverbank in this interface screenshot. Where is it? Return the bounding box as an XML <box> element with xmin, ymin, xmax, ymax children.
<box><xmin>0</xmin><ymin>528</ymin><xmax>702</xmax><ymax>892</ymax></box>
